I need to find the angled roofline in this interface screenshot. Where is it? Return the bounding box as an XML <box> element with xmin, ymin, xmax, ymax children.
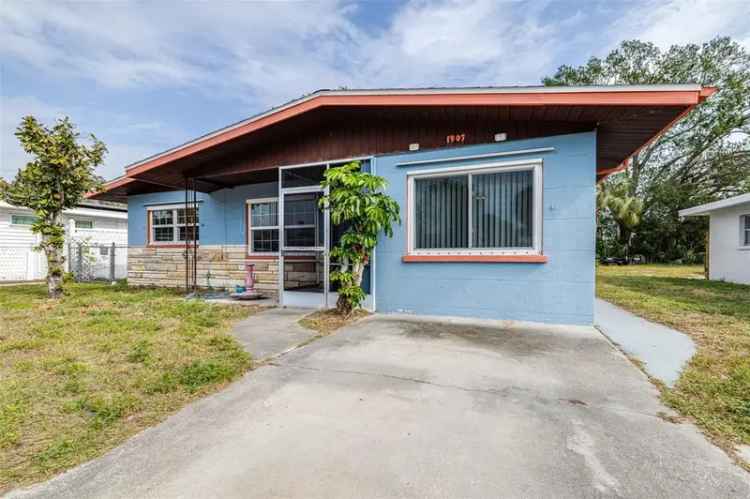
<box><xmin>122</xmin><ymin>85</ymin><xmax>716</xmax><ymax>178</ymax></box>
<box><xmin>679</xmin><ymin>193</ymin><xmax>750</xmax><ymax>217</ymax></box>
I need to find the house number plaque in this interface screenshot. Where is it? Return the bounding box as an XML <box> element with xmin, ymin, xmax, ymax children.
<box><xmin>446</xmin><ymin>134</ymin><xmax>466</xmax><ymax>144</ymax></box>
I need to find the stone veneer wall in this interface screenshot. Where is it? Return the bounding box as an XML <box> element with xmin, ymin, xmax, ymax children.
<box><xmin>128</xmin><ymin>245</ymin><xmax>279</xmax><ymax>299</ymax></box>
<box><xmin>128</xmin><ymin>245</ymin><xmax>323</xmax><ymax>298</ymax></box>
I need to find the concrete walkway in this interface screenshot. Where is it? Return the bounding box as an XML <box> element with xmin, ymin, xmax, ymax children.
<box><xmin>231</xmin><ymin>307</ymin><xmax>316</xmax><ymax>361</ymax></box>
<box><xmin>595</xmin><ymin>299</ymin><xmax>696</xmax><ymax>387</ymax></box>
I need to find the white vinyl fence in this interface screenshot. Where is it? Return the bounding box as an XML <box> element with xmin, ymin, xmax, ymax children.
<box><xmin>0</xmin><ymin>243</ymin><xmax>128</xmax><ymax>282</ymax></box>
<box><xmin>0</xmin><ymin>245</ymin><xmax>47</xmax><ymax>281</ymax></box>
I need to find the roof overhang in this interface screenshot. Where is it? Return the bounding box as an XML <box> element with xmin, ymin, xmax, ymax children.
<box><xmin>91</xmin><ymin>85</ymin><xmax>717</xmax><ymax>202</ymax></box>
<box><xmin>679</xmin><ymin>193</ymin><xmax>750</xmax><ymax>217</ymax></box>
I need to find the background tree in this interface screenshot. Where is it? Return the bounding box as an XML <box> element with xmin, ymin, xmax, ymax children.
<box><xmin>597</xmin><ymin>177</ymin><xmax>642</xmax><ymax>257</ymax></box>
<box><xmin>320</xmin><ymin>161</ymin><xmax>400</xmax><ymax>316</ymax></box>
<box><xmin>0</xmin><ymin>117</ymin><xmax>106</xmax><ymax>297</ymax></box>
<box><xmin>545</xmin><ymin>37</ymin><xmax>750</xmax><ymax>261</ymax></box>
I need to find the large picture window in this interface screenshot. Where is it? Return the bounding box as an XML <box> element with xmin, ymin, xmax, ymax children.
<box><xmin>408</xmin><ymin>160</ymin><xmax>542</xmax><ymax>255</ymax></box>
<box><xmin>247</xmin><ymin>198</ymin><xmax>279</xmax><ymax>254</ymax></box>
<box><xmin>148</xmin><ymin>205</ymin><xmax>199</xmax><ymax>244</ymax></box>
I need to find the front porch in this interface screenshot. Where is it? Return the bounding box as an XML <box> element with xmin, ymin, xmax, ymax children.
<box><xmin>126</xmin><ymin>160</ymin><xmax>373</xmax><ymax>309</ymax></box>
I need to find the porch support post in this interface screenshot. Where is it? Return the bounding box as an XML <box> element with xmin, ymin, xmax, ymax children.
<box><xmin>192</xmin><ymin>180</ymin><xmax>198</xmax><ymax>292</ymax></box>
<box><xmin>185</xmin><ymin>177</ymin><xmax>189</xmax><ymax>293</ymax></box>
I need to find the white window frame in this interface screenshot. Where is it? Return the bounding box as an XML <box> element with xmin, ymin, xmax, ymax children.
<box><xmin>10</xmin><ymin>214</ymin><xmax>37</xmax><ymax>226</ymax></box>
<box><xmin>406</xmin><ymin>158</ymin><xmax>543</xmax><ymax>256</ymax></box>
<box><xmin>246</xmin><ymin>197</ymin><xmax>279</xmax><ymax>255</ymax></box>
<box><xmin>147</xmin><ymin>203</ymin><xmax>201</xmax><ymax>244</ymax></box>
<box><xmin>74</xmin><ymin>219</ymin><xmax>94</xmax><ymax>230</ymax></box>
<box><xmin>741</xmin><ymin>214</ymin><xmax>750</xmax><ymax>248</ymax></box>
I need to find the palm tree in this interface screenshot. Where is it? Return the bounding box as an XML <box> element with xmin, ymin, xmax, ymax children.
<box><xmin>597</xmin><ymin>177</ymin><xmax>643</xmax><ymax>258</ymax></box>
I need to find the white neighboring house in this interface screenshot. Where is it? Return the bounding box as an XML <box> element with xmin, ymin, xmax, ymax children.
<box><xmin>0</xmin><ymin>200</ymin><xmax>128</xmax><ymax>281</ymax></box>
<box><xmin>679</xmin><ymin>193</ymin><xmax>750</xmax><ymax>285</ymax></box>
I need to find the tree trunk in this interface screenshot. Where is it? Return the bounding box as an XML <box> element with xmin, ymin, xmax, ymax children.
<box><xmin>43</xmin><ymin>212</ymin><xmax>65</xmax><ymax>299</ymax></box>
<box><xmin>352</xmin><ymin>261</ymin><xmax>364</xmax><ymax>287</ymax></box>
<box><xmin>617</xmin><ymin>222</ymin><xmax>632</xmax><ymax>259</ymax></box>
<box><xmin>336</xmin><ymin>294</ymin><xmax>352</xmax><ymax>317</ymax></box>
<box><xmin>335</xmin><ymin>260</ymin><xmax>365</xmax><ymax>317</ymax></box>
<box><xmin>45</xmin><ymin>244</ymin><xmax>64</xmax><ymax>298</ymax></box>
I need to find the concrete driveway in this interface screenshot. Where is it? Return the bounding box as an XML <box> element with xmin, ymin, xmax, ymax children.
<box><xmin>11</xmin><ymin>315</ymin><xmax>750</xmax><ymax>498</ymax></box>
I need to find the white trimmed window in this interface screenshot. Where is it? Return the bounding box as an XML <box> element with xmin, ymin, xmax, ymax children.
<box><xmin>742</xmin><ymin>215</ymin><xmax>750</xmax><ymax>247</ymax></box>
<box><xmin>247</xmin><ymin>198</ymin><xmax>279</xmax><ymax>254</ymax></box>
<box><xmin>407</xmin><ymin>159</ymin><xmax>543</xmax><ymax>255</ymax></box>
<box><xmin>148</xmin><ymin>205</ymin><xmax>199</xmax><ymax>244</ymax></box>
<box><xmin>11</xmin><ymin>214</ymin><xmax>37</xmax><ymax>226</ymax></box>
<box><xmin>74</xmin><ymin>219</ymin><xmax>94</xmax><ymax>229</ymax></box>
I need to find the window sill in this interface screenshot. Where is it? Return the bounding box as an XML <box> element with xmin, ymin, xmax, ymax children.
<box><xmin>401</xmin><ymin>254</ymin><xmax>548</xmax><ymax>263</ymax></box>
<box><xmin>246</xmin><ymin>254</ymin><xmax>279</xmax><ymax>260</ymax></box>
<box><xmin>148</xmin><ymin>242</ymin><xmax>199</xmax><ymax>248</ymax></box>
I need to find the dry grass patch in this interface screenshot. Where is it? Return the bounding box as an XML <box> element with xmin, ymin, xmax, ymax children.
<box><xmin>0</xmin><ymin>282</ymin><xmax>259</xmax><ymax>492</ymax></box>
<box><xmin>597</xmin><ymin>264</ymin><xmax>750</xmax><ymax>468</ymax></box>
<box><xmin>299</xmin><ymin>309</ymin><xmax>370</xmax><ymax>335</ymax></box>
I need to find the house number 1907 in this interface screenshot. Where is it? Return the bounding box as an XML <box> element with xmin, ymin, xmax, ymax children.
<box><xmin>446</xmin><ymin>134</ymin><xmax>466</xmax><ymax>144</ymax></box>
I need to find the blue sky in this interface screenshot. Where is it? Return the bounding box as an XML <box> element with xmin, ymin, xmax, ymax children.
<box><xmin>2</xmin><ymin>0</ymin><xmax>749</xmax><ymax>181</ymax></box>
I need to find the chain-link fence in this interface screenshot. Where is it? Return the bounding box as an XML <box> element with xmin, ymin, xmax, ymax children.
<box><xmin>0</xmin><ymin>243</ymin><xmax>128</xmax><ymax>283</ymax></box>
<box><xmin>68</xmin><ymin>243</ymin><xmax>128</xmax><ymax>282</ymax></box>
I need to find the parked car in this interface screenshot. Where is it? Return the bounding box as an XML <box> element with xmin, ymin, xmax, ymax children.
<box><xmin>600</xmin><ymin>257</ymin><xmax>629</xmax><ymax>266</ymax></box>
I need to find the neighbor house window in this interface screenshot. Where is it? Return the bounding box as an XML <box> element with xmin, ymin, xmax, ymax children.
<box><xmin>407</xmin><ymin>160</ymin><xmax>542</xmax><ymax>255</ymax></box>
<box><xmin>742</xmin><ymin>215</ymin><xmax>750</xmax><ymax>247</ymax></box>
<box><xmin>247</xmin><ymin>198</ymin><xmax>279</xmax><ymax>254</ymax></box>
<box><xmin>148</xmin><ymin>205</ymin><xmax>199</xmax><ymax>244</ymax></box>
<box><xmin>74</xmin><ymin>219</ymin><xmax>94</xmax><ymax>229</ymax></box>
<box><xmin>11</xmin><ymin>214</ymin><xmax>37</xmax><ymax>226</ymax></box>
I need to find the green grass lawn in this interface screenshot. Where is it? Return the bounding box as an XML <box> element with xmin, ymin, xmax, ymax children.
<box><xmin>597</xmin><ymin>264</ymin><xmax>750</xmax><ymax>465</ymax></box>
<box><xmin>0</xmin><ymin>282</ymin><xmax>258</xmax><ymax>491</ymax></box>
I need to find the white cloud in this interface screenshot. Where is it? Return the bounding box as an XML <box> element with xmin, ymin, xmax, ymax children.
<box><xmin>0</xmin><ymin>95</ymin><xmax>176</xmax><ymax>181</ymax></box>
<box><xmin>0</xmin><ymin>0</ymin><xmax>566</xmax><ymax>105</ymax></box>
<box><xmin>616</xmin><ymin>0</ymin><xmax>750</xmax><ymax>50</ymax></box>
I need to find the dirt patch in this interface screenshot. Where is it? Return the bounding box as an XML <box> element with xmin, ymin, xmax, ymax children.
<box><xmin>299</xmin><ymin>309</ymin><xmax>370</xmax><ymax>336</ymax></box>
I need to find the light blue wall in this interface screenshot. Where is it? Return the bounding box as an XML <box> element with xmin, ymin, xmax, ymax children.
<box><xmin>126</xmin><ymin>136</ymin><xmax>596</xmax><ymax>325</ymax></box>
<box><xmin>127</xmin><ymin>182</ymin><xmax>277</xmax><ymax>246</ymax></box>
<box><xmin>373</xmin><ymin>132</ymin><xmax>597</xmax><ymax>325</ymax></box>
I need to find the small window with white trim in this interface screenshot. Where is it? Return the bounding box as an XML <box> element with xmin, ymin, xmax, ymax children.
<box><xmin>742</xmin><ymin>215</ymin><xmax>750</xmax><ymax>247</ymax></box>
<box><xmin>247</xmin><ymin>198</ymin><xmax>279</xmax><ymax>254</ymax></box>
<box><xmin>74</xmin><ymin>219</ymin><xmax>94</xmax><ymax>229</ymax></box>
<box><xmin>407</xmin><ymin>160</ymin><xmax>542</xmax><ymax>255</ymax></box>
<box><xmin>11</xmin><ymin>214</ymin><xmax>37</xmax><ymax>226</ymax></box>
<box><xmin>148</xmin><ymin>205</ymin><xmax>199</xmax><ymax>244</ymax></box>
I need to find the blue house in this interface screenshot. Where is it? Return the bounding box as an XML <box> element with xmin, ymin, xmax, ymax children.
<box><xmin>94</xmin><ymin>85</ymin><xmax>714</xmax><ymax>325</ymax></box>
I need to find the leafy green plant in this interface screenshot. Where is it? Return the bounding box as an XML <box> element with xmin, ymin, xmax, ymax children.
<box><xmin>320</xmin><ymin>161</ymin><xmax>400</xmax><ymax>316</ymax></box>
<box><xmin>0</xmin><ymin>117</ymin><xmax>106</xmax><ymax>298</ymax></box>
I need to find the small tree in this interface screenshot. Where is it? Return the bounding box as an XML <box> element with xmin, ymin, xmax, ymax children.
<box><xmin>320</xmin><ymin>161</ymin><xmax>400</xmax><ymax>316</ymax></box>
<box><xmin>0</xmin><ymin>116</ymin><xmax>106</xmax><ymax>298</ymax></box>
